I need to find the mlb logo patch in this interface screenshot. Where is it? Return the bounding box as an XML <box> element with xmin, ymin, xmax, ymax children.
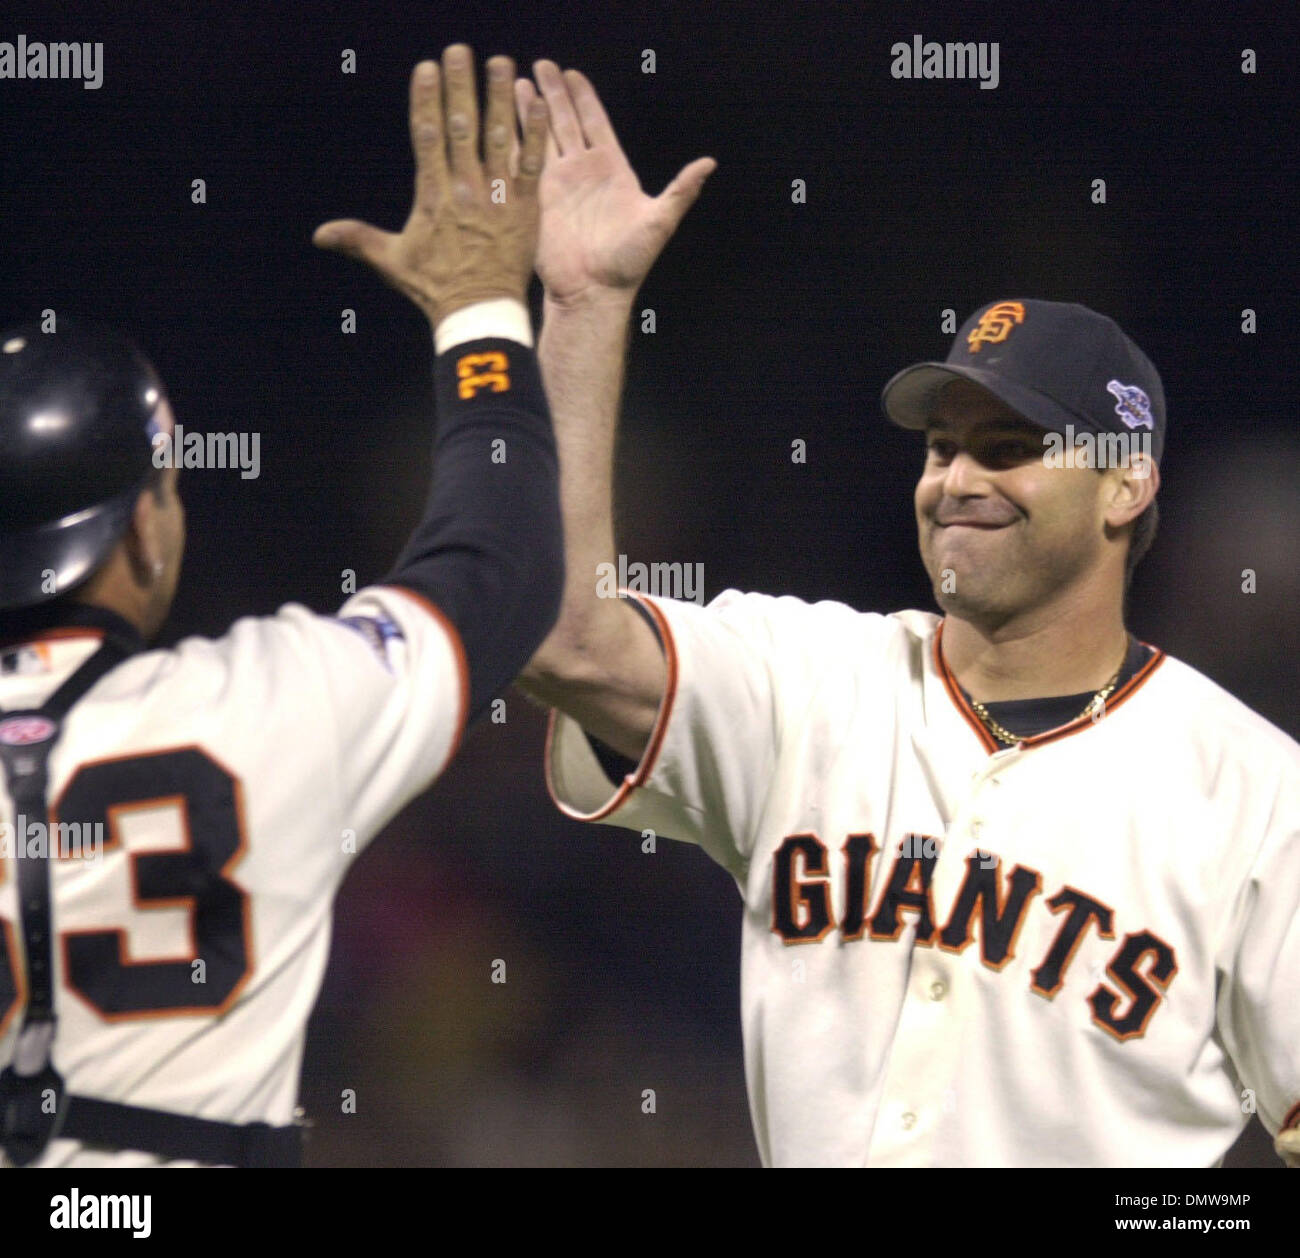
<box><xmin>337</xmin><ymin>613</ymin><xmax>405</xmax><ymax>672</ymax></box>
<box><xmin>1106</xmin><ymin>379</ymin><xmax>1154</xmax><ymax>430</ymax></box>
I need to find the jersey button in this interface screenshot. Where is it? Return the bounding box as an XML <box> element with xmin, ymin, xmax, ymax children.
<box><xmin>929</xmin><ymin>980</ymin><xmax>947</xmax><ymax>1001</ymax></box>
<box><xmin>901</xmin><ymin>1111</ymin><xmax>917</xmax><ymax>1130</ymax></box>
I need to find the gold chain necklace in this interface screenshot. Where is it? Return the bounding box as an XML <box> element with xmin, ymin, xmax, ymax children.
<box><xmin>969</xmin><ymin>658</ymin><xmax>1125</xmax><ymax>748</ymax></box>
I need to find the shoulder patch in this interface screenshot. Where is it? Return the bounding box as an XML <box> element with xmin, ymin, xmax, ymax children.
<box><xmin>337</xmin><ymin>613</ymin><xmax>405</xmax><ymax>671</ymax></box>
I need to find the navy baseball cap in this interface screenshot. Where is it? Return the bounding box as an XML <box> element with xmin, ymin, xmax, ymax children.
<box><xmin>880</xmin><ymin>299</ymin><xmax>1166</xmax><ymax>463</ymax></box>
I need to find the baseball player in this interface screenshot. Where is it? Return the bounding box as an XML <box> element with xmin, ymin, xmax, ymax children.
<box><xmin>0</xmin><ymin>44</ymin><xmax>558</xmax><ymax>1167</ymax></box>
<box><xmin>514</xmin><ymin>64</ymin><xmax>1300</xmax><ymax>1168</ymax></box>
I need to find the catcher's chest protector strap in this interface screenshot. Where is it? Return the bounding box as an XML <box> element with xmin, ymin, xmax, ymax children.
<box><xmin>0</xmin><ymin>635</ymin><xmax>303</xmax><ymax>1168</ymax></box>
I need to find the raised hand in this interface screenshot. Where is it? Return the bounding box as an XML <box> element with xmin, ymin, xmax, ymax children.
<box><xmin>314</xmin><ymin>44</ymin><xmax>549</xmax><ymax>328</ymax></box>
<box><xmin>517</xmin><ymin>62</ymin><xmax>715</xmax><ymax>308</ymax></box>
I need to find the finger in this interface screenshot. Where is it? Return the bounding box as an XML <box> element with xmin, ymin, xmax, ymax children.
<box><xmin>653</xmin><ymin>156</ymin><xmax>717</xmax><ymax>230</ymax></box>
<box><xmin>561</xmin><ymin>69</ymin><xmax>619</xmax><ymax>150</ymax></box>
<box><xmin>533</xmin><ymin>59</ymin><xmax>583</xmax><ymax>155</ymax></box>
<box><xmin>312</xmin><ymin>219</ymin><xmax>395</xmax><ymax>267</ymax></box>
<box><xmin>409</xmin><ymin>60</ymin><xmax>447</xmax><ymax>205</ymax></box>
<box><xmin>511</xmin><ymin>77</ymin><xmax>535</xmax><ymax>175</ymax></box>
<box><xmin>483</xmin><ymin>55</ymin><xmax>515</xmax><ymax>182</ymax></box>
<box><xmin>442</xmin><ymin>43</ymin><xmax>482</xmax><ymax>185</ymax></box>
<box><xmin>515</xmin><ymin>96</ymin><xmax>549</xmax><ymax>197</ymax></box>
<box><xmin>508</xmin><ymin>78</ymin><xmax>527</xmax><ymax>176</ymax></box>
<box><xmin>513</xmin><ymin>76</ymin><xmax>537</xmax><ymax>129</ymax></box>
<box><xmin>515</xmin><ymin>77</ymin><xmax>559</xmax><ymax>172</ymax></box>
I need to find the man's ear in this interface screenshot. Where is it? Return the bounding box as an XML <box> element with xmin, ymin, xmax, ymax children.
<box><xmin>1105</xmin><ymin>453</ymin><xmax>1160</xmax><ymax>529</ymax></box>
<box><xmin>123</xmin><ymin>481</ymin><xmax>164</xmax><ymax>585</ymax></box>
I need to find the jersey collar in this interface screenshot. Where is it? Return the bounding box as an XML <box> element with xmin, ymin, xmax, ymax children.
<box><xmin>0</xmin><ymin>601</ymin><xmax>144</xmax><ymax>656</ymax></box>
<box><xmin>933</xmin><ymin>618</ymin><xmax>1166</xmax><ymax>754</ymax></box>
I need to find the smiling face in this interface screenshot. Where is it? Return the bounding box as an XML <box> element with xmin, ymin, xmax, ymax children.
<box><xmin>915</xmin><ymin>378</ymin><xmax>1120</xmax><ymax>629</ymax></box>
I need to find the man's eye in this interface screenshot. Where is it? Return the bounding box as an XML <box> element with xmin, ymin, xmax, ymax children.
<box><xmin>927</xmin><ymin>440</ymin><xmax>956</xmax><ymax>460</ymax></box>
<box><xmin>991</xmin><ymin>441</ymin><xmax>1039</xmax><ymax>463</ymax></box>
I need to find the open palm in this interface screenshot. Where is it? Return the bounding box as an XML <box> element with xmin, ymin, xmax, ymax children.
<box><xmin>517</xmin><ymin>63</ymin><xmax>715</xmax><ymax>305</ymax></box>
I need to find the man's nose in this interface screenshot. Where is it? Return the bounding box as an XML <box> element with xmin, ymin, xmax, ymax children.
<box><xmin>941</xmin><ymin>449</ymin><xmax>991</xmax><ymax>498</ymax></box>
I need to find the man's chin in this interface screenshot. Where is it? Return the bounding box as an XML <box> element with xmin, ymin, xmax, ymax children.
<box><xmin>932</xmin><ymin>575</ymin><xmax>1020</xmax><ymax>625</ymax></box>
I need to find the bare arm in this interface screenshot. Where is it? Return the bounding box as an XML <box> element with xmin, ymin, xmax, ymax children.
<box><xmin>517</xmin><ymin>292</ymin><xmax>665</xmax><ymax>760</ymax></box>
<box><xmin>513</xmin><ymin>63</ymin><xmax>714</xmax><ymax>762</ymax></box>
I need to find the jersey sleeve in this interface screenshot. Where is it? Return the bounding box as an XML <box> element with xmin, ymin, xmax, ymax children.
<box><xmin>191</xmin><ymin>583</ymin><xmax>467</xmax><ymax>860</ymax></box>
<box><xmin>1216</xmin><ymin>776</ymin><xmax>1300</xmax><ymax>1145</ymax></box>
<box><xmin>326</xmin><ymin>584</ymin><xmax>469</xmax><ymax>840</ymax></box>
<box><xmin>546</xmin><ymin>589</ymin><xmax>824</xmax><ymax>877</ymax></box>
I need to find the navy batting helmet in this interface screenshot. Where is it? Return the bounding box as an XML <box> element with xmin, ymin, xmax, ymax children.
<box><xmin>0</xmin><ymin>320</ymin><xmax>167</xmax><ymax>609</ymax></box>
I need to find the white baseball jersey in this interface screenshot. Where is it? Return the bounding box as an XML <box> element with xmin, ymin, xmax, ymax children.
<box><xmin>0</xmin><ymin>585</ymin><xmax>464</xmax><ymax>1167</ymax></box>
<box><xmin>546</xmin><ymin>589</ymin><xmax>1300</xmax><ymax>1167</ymax></box>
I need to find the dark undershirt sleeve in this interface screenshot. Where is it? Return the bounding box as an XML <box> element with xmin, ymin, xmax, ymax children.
<box><xmin>591</xmin><ymin>736</ymin><xmax>640</xmax><ymax>784</ymax></box>
<box><xmin>386</xmin><ymin>335</ymin><xmax>563</xmax><ymax>727</ymax></box>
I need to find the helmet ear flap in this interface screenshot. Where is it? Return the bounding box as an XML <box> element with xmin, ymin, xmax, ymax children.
<box><xmin>0</xmin><ymin>320</ymin><xmax>165</xmax><ymax>609</ymax></box>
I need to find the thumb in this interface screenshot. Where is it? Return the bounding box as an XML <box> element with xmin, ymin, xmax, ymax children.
<box><xmin>1276</xmin><ymin>1127</ymin><xmax>1300</xmax><ymax>1167</ymax></box>
<box><xmin>312</xmin><ymin>218</ymin><xmax>393</xmax><ymax>266</ymax></box>
<box><xmin>654</xmin><ymin>157</ymin><xmax>717</xmax><ymax>231</ymax></box>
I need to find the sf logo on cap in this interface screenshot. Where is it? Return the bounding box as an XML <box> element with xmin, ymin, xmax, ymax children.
<box><xmin>967</xmin><ymin>301</ymin><xmax>1025</xmax><ymax>354</ymax></box>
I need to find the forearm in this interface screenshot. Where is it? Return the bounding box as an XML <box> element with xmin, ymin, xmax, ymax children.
<box><xmin>389</xmin><ymin>308</ymin><xmax>563</xmax><ymax>724</ymax></box>
<box><xmin>520</xmin><ymin>291</ymin><xmax>638</xmax><ymax>682</ymax></box>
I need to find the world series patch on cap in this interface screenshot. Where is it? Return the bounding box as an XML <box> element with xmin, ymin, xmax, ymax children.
<box><xmin>880</xmin><ymin>298</ymin><xmax>1167</xmax><ymax>463</ymax></box>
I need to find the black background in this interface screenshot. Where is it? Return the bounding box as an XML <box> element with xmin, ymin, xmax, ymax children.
<box><xmin>1</xmin><ymin>0</ymin><xmax>1296</xmax><ymax>1167</ymax></box>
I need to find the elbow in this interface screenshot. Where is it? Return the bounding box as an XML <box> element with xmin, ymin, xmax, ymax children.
<box><xmin>518</xmin><ymin>606</ymin><xmax>619</xmax><ymax>694</ymax></box>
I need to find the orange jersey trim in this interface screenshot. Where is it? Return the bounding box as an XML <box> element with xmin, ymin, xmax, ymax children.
<box><xmin>0</xmin><ymin>626</ymin><xmax>106</xmax><ymax>651</ymax></box>
<box><xmin>545</xmin><ymin>592</ymin><xmax>679</xmax><ymax>823</ymax></box>
<box><xmin>933</xmin><ymin>620</ymin><xmax>1166</xmax><ymax>755</ymax></box>
<box><xmin>934</xmin><ymin>623</ymin><xmax>1000</xmax><ymax>753</ymax></box>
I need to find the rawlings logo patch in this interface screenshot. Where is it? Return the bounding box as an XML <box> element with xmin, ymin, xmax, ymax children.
<box><xmin>1</xmin><ymin>644</ymin><xmax>51</xmax><ymax>676</ymax></box>
<box><xmin>0</xmin><ymin>715</ymin><xmax>57</xmax><ymax>746</ymax></box>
